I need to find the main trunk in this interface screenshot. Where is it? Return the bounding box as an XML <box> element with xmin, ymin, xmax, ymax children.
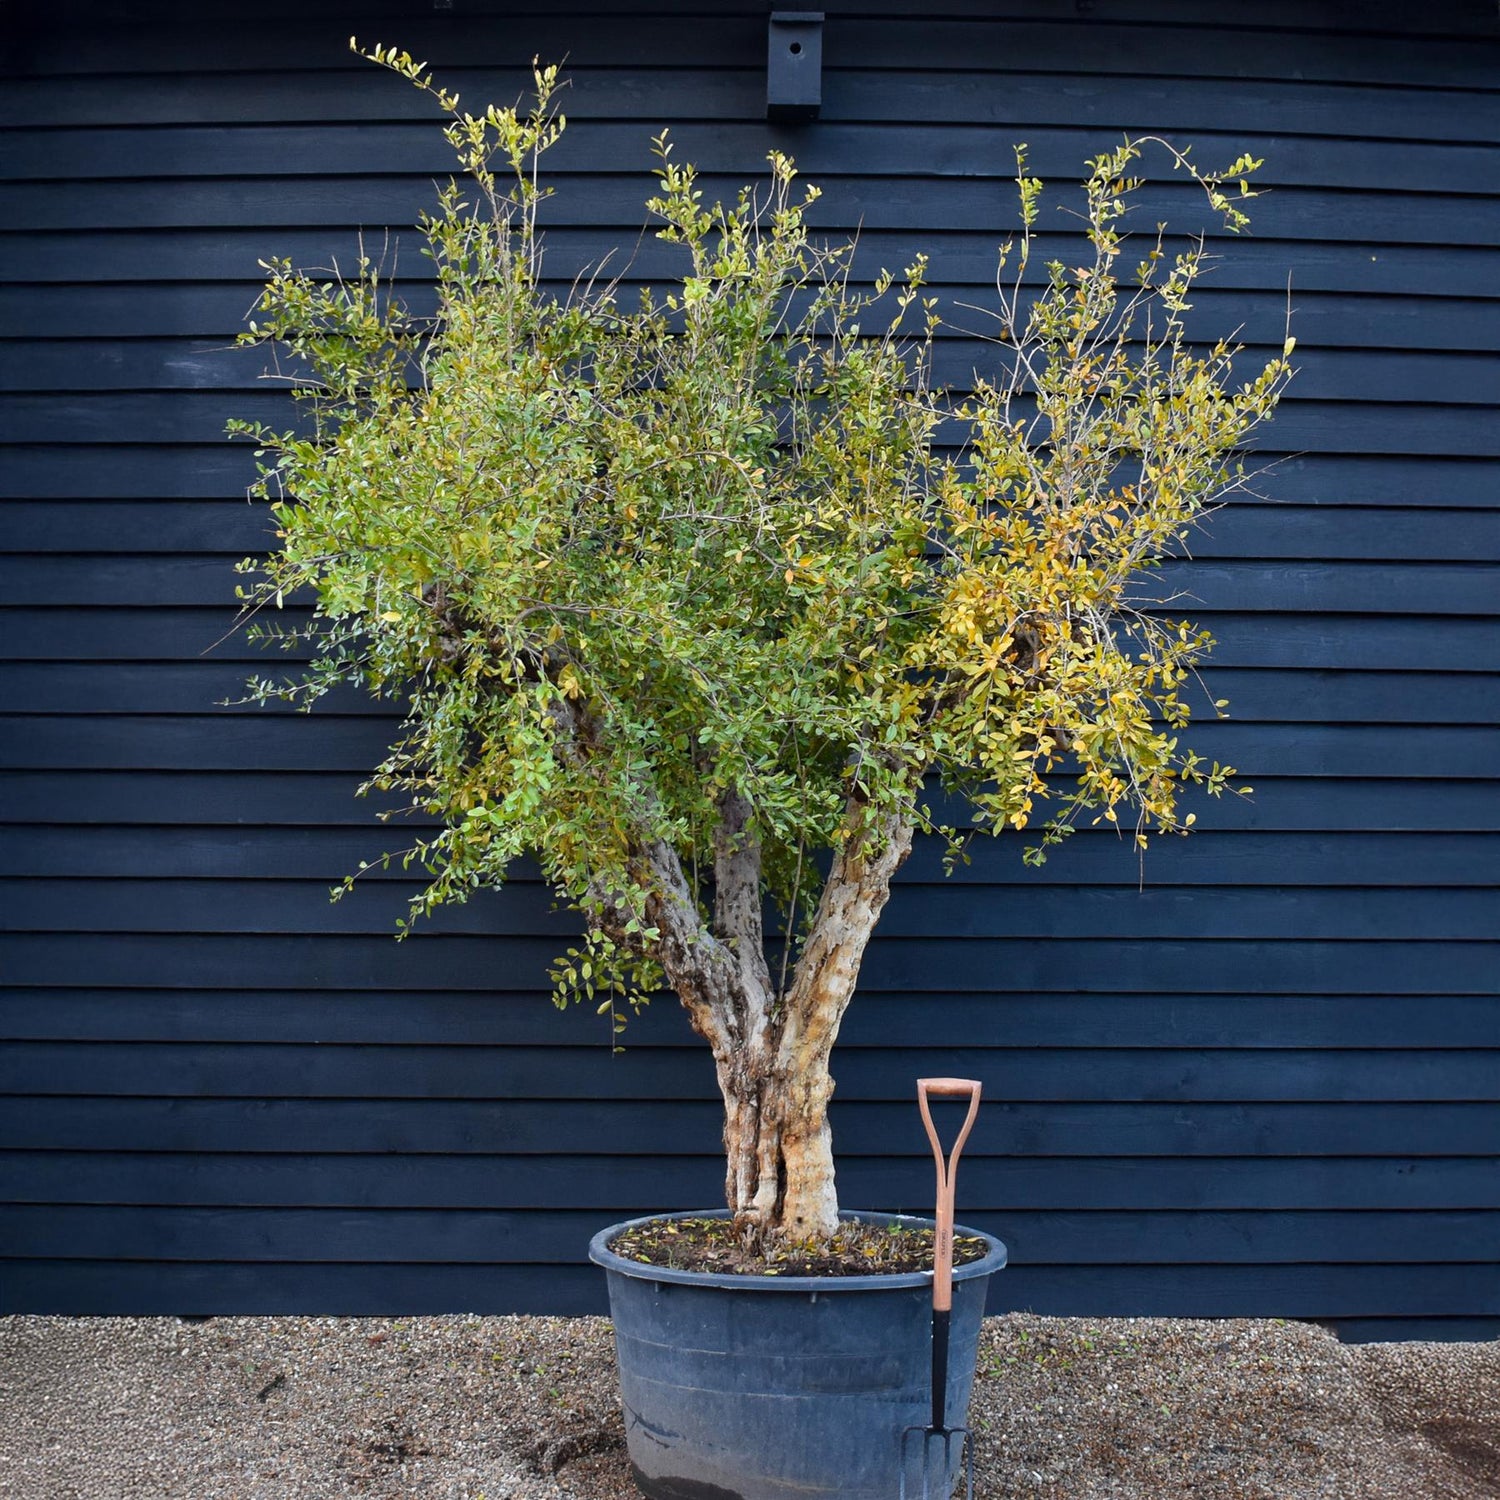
<box><xmin>703</xmin><ymin>810</ymin><xmax>915</xmax><ymax>1242</ymax></box>
<box><xmin>719</xmin><ymin>1021</ymin><xmax>840</xmax><ymax>1240</ymax></box>
<box><xmin>629</xmin><ymin>794</ymin><xmax>912</xmax><ymax>1242</ymax></box>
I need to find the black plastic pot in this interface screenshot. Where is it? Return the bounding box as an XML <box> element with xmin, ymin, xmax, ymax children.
<box><xmin>589</xmin><ymin>1209</ymin><xmax>1008</xmax><ymax>1500</ymax></box>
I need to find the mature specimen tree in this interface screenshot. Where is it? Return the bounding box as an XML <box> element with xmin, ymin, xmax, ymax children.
<box><xmin>232</xmin><ymin>47</ymin><xmax>1293</xmax><ymax>1243</ymax></box>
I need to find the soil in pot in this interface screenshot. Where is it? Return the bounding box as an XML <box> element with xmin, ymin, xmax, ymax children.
<box><xmin>607</xmin><ymin>1215</ymin><xmax>992</xmax><ymax>1278</ymax></box>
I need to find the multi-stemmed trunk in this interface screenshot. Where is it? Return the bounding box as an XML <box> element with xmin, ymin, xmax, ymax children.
<box><xmin>555</xmin><ymin>679</ymin><xmax>914</xmax><ymax>1240</ymax></box>
<box><xmin>634</xmin><ymin>794</ymin><xmax>914</xmax><ymax>1240</ymax></box>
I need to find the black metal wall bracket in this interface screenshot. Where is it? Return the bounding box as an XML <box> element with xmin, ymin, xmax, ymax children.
<box><xmin>767</xmin><ymin>11</ymin><xmax>823</xmax><ymax>121</ymax></box>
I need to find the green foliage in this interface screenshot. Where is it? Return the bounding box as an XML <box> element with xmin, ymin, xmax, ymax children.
<box><xmin>231</xmin><ymin>45</ymin><xmax>1292</xmax><ymax>1012</ymax></box>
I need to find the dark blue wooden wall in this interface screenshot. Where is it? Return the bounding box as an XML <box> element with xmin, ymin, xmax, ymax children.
<box><xmin>3</xmin><ymin>0</ymin><xmax>1498</xmax><ymax>1340</ymax></box>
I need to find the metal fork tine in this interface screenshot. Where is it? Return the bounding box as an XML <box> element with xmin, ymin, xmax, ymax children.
<box><xmin>900</xmin><ymin>1423</ymin><xmax>974</xmax><ymax>1499</ymax></box>
<box><xmin>898</xmin><ymin>1424</ymin><xmax>918</xmax><ymax>1500</ymax></box>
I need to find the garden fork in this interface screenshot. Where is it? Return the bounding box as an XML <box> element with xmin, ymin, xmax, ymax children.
<box><xmin>899</xmin><ymin>1076</ymin><xmax>982</xmax><ymax>1500</ymax></box>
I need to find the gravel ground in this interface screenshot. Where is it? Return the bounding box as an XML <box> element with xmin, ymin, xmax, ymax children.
<box><xmin>1</xmin><ymin>1313</ymin><xmax>1496</xmax><ymax>1499</ymax></box>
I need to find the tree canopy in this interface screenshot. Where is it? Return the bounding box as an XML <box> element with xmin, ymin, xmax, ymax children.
<box><xmin>232</xmin><ymin>47</ymin><xmax>1292</xmax><ymax>1037</ymax></box>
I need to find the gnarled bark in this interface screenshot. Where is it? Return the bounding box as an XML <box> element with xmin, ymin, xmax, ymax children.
<box><xmin>714</xmin><ymin>807</ymin><xmax>914</xmax><ymax>1241</ymax></box>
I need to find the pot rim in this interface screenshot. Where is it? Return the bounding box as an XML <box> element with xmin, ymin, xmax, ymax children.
<box><xmin>588</xmin><ymin>1207</ymin><xmax>1007</xmax><ymax>1292</ymax></box>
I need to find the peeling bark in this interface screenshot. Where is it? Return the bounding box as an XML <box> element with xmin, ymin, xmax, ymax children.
<box><xmin>713</xmin><ymin>806</ymin><xmax>915</xmax><ymax>1242</ymax></box>
<box><xmin>713</xmin><ymin>788</ymin><xmax>775</xmax><ymax>1008</ymax></box>
<box><xmin>771</xmin><ymin>808</ymin><xmax>914</xmax><ymax>1235</ymax></box>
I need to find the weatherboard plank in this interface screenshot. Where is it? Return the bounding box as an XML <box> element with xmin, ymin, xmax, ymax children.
<box><xmin>6</xmin><ymin>879</ymin><xmax>1500</xmax><ymax>943</ymax></box>
<box><xmin>5</xmin><ymin>1098</ymin><xmax>1494</xmax><ymax>1164</ymax></box>
<box><xmin>6</xmin><ymin>773</ymin><xmax>1500</xmax><ymax>831</ymax></box>
<box><xmin>4</xmin><ymin>1204</ymin><xmax>1494</xmax><ymax>1266</ymax></box>
<box><xmin>5</xmin><ymin>1146</ymin><xmax>1493</xmax><ymax>1210</ymax></box>
<box><xmin>5</xmin><ymin>826</ymin><xmax>1498</xmax><ymax>885</ymax></box>
<box><xmin>5</xmin><ymin>1039</ymin><xmax>1498</xmax><ymax>1101</ymax></box>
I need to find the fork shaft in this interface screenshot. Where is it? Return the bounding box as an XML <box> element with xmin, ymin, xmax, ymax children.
<box><xmin>931</xmin><ymin>1306</ymin><xmax>950</xmax><ymax>1431</ymax></box>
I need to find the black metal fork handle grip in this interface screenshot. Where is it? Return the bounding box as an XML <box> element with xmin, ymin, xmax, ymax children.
<box><xmin>930</xmin><ymin>1305</ymin><xmax>951</xmax><ymax>1432</ymax></box>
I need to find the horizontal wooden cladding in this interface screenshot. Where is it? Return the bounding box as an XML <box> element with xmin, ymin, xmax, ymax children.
<box><xmin>0</xmin><ymin>1256</ymin><xmax>576</xmax><ymax>1315</ymax></box>
<box><xmin>8</xmin><ymin>772</ymin><xmax>1497</xmax><ymax>834</ymax></box>
<box><xmin>7</xmin><ymin>231</ymin><xmax>1498</xmax><ymax>302</ymax></box>
<box><xmin>4</xmin><ymin>718</ymin><xmax>1496</xmax><ymax>779</ymax></box>
<box><xmin>4</xmin><ymin>934</ymin><xmax>1496</xmax><ymax>999</ymax></box>
<box><xmin>0</xmin><ymin>445</ymin><xmax>258</xmax><ymax>499</ymax></box>
<box><xmin>0</xmin><ymin>502</ymin><xmax>277</xmax><ymax>553</ymax></box>
<box><xmin>5</xmin><ymin>1146</ymin><xmax>1493</xmax><ymax>1209</ymax></box>
<box><xmin>7</xmin><ymin>1092</ymin><xmax>1500</xmax><ymax>1159</ymax></box>
<box><xmin>0</xmin><ymin>756</ymin><xmax>1494</xmax><ymax>828</ymax></box>
<box><xmin>6</xmin><ymin>1258</ymin><xmax>1497</xmax><ymax>1320</ymax></box>
<box><xmin>14</xmin><ymin>656</ymin><xmax>1500</xmax><ymax>729</ymax></box>
<box><xmin>13</xmin><ymin>10</ymin><xmax>1499</xmax><ymax>88</ymax></box>
<box><xmin>4</xmin><ymin>1205</ymin><xmax>1496</xmax><ymax>1267</ymax></box>
<box><xmin>6</xmin><ymin>62</ymin><xmax>1498</xmax><ymax>143</ymax></box>
<box><xmin>5</xmin><ymin>443</ymin><xmax>1496</xmax><ymax>509</ymax></box>
<box><xmin>7</xmin><ymin>879</ymin><xmax>1500</xmax><ymax>944</ymax></box>
<box><xmin>5</xmin><ymin>996</ymin><xmax>1494</xmax><ymax>1056</ymax></box>
<box><xmin>9</xmin><ymin>341</ymin><xmax>1495</xmax><ymax>412</ymax></box>
<box><xmin>7</xmin><ymin>173</ymin><xmax>1497</xmax><ymax>249</ymax></box>
<box><xmin>9</xmin><ymin>506</ymin><xmax>1496</xmax><ymax>579</ymax></box>
<box><xmin>5</xmin><ymin>1039</ymin><xmax>1499</xmax><ymax>1098</ymax></box>
<box><xmin>10</xmin><ymin>608</ymin><xmax>1498</xmax><ymax>674</ymax></box>
<box><xmin>13</xmin><ymin>501</ymin><xmax>1500</xmax><ymax>562</ymax></box>
<box><xmin>9</xmin><ymin>555</ymin><xmax>1500</xmax><ymax>615</ymax></box>
<box><xmin>9</xmin><ymin>119</ymin><xmax>1500</xmax><ymax>199</ymax></box>
<box><xmin>6</xmin><ymin>662</ymin><xmax>1498</xmax><ymax>727</ymax></box>
<box><xmin>6</xmin><ymin>286</ymin><xmax>1498</xmax><ymax>361</ymax></box>
<box><xmin>4</xmin><ymin>988</ymin><xmax>1498</xmax><ymax>1051</ymax></box>
<box><xmin>1178</xmin><ymin>506</ymin><xmax>1500</xmax><ymax>561</ymax></box>
<box><xmin>1327</xmin><ymin>1318</ymin><xmax>1500</xmax><ymax>1343</ymax></box>
<box><xmin>6</xmin><ymin>827</ymin><xmax>1498</xmax><ymax>886</ymax></box>
<box><xmin>14</xmin><ymin>0</ymin><xmax>1497</xmax><ymax>42</ymax></box>
<box><xmin>2</xmin><ymin>914</ymin><xmax>1497</xmax><ymax>994</ymax></box>
<box><xmin>8</xmin><ymin>393</ymin><xmax>1495</xmax><ymax>457</ymax></box>
<box><xmin>0</xmin><ymin>329</ymin><xmax>1480</xmax><ymax>409</ymax></box>
<box><xmin>5</xmin><ymin>4</ymin><xmax>1497</xmax><ymax>1331</ymax></box>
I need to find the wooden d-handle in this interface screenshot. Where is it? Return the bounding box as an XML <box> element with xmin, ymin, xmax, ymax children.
<box><xmin>920</xmin><ymin>1077</ymin><xmax>982</xmax><ymax>1098</ymax></box>
<box><xmin>916</xmin><ymin>1077</ymin><xmax>982</xmax><ymax>1312</ymax></box>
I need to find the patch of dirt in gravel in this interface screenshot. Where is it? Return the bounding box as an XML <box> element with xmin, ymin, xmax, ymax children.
<box><xmin>1</xmin><ymin>1313</ymin><xmax>1496</xmax><ymax>1499</ymax></box>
